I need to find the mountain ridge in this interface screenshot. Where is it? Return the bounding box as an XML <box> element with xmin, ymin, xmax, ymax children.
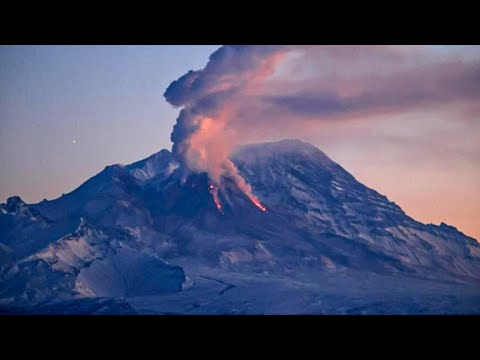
<box><xmin>1</xmin><ymin>139</ymin><xmax>479</xmax><ymax>314</ymax></box>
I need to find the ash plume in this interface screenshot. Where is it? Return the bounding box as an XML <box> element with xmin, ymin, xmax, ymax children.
<box><xmin>163</xmin><ymin>45</ymin><xmax>480</xmax><ymax>212</ymax></box>
<box><xmin>164</xmin><ymin>45</ymin><xmax>287</xmax><ymax>208</ymax></box>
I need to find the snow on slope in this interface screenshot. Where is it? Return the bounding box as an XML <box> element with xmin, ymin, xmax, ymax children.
<box><xmin>232</xmin><ymin>140</ymin><xmax>480</xmax><ymax>281</ymax></box>
<box><xmin>0</xmin><ymin>218</ymin><xmax>185</xmax><ymax>305</ymax></box>
<box><xmin>1</xmin><ymin>139</ymin><xmax>479</xmax><ymax>313</ymax></box>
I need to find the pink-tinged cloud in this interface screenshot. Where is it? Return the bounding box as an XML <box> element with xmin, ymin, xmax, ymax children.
<box><xmin>164</xmin><ymin>45</ymin><xmax>288</xmax><ymax>209</ymax></box>
<box><xmin>165</xmin><ymin>46</ymin><xmax>480</xmax><ymax>161</ymax></box>
<box><xmin>263</xmin><ymin>60</ymin><xmax>480</xmax><ymax>120</ymax></box>
<box><xmin>164</xmin><ymin>45</ymin><xmax>480</xmax><ymax>238</ymax></box>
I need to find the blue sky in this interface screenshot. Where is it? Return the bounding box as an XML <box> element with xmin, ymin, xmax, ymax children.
<box><xmin>0</xmin><ymin>45</ymin><xmax>220</xmax><ymax>202</ymax></box>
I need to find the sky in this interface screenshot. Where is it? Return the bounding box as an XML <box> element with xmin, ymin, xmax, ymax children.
<box><xmin>0</xmin><ymin>45</ymin><xmax>479</xmax><ymax>240</ymax></box>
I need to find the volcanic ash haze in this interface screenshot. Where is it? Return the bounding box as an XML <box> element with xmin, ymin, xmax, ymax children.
<box><xmin>164</xmin><ymin>45</ymin><xmax>287</xmax><ymax>211</ymax></box>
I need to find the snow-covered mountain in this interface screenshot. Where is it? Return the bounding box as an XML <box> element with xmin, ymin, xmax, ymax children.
<box><xmin>1</xmin><ymin>139</ymin><xmax>479</xmax><ymax>314</ymax></box>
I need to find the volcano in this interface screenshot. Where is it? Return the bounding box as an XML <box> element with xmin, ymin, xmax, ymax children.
<box><xmin>1</xmin><ymin>139</ymin><xmax>479</xmax><ymax>314</ymax></box>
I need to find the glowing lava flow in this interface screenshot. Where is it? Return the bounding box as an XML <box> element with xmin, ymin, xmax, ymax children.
<box><xmin>208</xmin><ymin>184</ymin><xmax>223</xmax><ymax>213</ymax></box>
<box><xmin>208</xmin><ymin>183</ymin><xmax>266</xmax><ymax>213</ymax></box>
<box><xmin>249</xmin><ymin>195</ymin><xmax>267</xmax><ymax>212</ymax></box>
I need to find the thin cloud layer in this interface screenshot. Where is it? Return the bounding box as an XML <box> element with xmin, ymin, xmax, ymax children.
<box><xmin>264</xmin><ymin>54</ymin><xmax>480</xmax><ymax>120</ymax></box>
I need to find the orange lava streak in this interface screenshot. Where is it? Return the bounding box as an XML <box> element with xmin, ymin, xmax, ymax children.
<box><xmin>209</xmin><ymin>185</ymin><xmax>223</xmax><ymax>213</ymax></box>
<box><xmin>213</xmin><ymin>192</ymin><xmax>223</xmax><ymax>212</ymax></box>
<box><xmin>249</xmin><ymin>195</ymin><xmax>267</xmax><ymax>212</ymax></box>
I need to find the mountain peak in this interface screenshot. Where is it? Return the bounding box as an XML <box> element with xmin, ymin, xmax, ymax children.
<box><xmin>236</xmin><ymin>138</ymin><xmax>323</xmax><ymax>153</ymax></box>
<box><xmin>1</xmin><ymin>196</ymin><xmax>27</xmax><ymax>215</ymax></box>
<box><xmin>126</xmin><ymin>149</ymin><xmax>177</xmax><ymax>182</ymax></box>
<box><xmin>5</xmin><ymin>195</ymin><xmax>26</xmax><ymax>208</ymax></box>
<box><xmin>232</xmin><ymin>138</ymin><xmax>332</xmax><ymax>165</ymax></box>
<box><xmin>127</xmin><ymin>149</ymin><xmax>172</xmax><ymax>169</ymax></box>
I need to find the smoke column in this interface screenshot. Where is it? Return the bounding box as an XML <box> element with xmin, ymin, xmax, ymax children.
<box><xmin>164</xmin><ymin>45</ymin><xmax>287</xmax><ymax>209</ymax></box>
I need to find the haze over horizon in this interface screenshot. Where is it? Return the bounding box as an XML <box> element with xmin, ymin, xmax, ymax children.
<box><xmin>1</xmin><ymin>45</ymin><xmax>479</xmax><ymax>240</ymax></box>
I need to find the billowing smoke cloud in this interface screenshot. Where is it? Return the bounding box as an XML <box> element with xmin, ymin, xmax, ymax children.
<box><xmin>164</xmin><ymin>45</ymin><xmax>287</xmax><ymax>207</ymax></box>
<box><xmin>164</xmin><ymin>45</ymin><xmax>480</xmax><ymax>210</ymax></box>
